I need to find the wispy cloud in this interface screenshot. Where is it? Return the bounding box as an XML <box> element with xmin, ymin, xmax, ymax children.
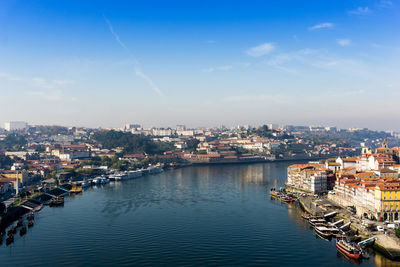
<box><xmin>219</xmin><ymin>65</ymin><xmax>233</xmax><ymax>71</ymax></box>
<box><xmin>308</xmin><ymin>22</ymin><xmax>334</xmax><ymax>31</ymax></box>
<box><xmin>104</xmin><ymin>16</ymin><xmax>164</xmax><ymax>97</ymax></box>
<box><xmin>246</xmin><ymin>43</ymin><xmax>275</xmax><ymax>57</ymax></box>
<box><xmin>349</xmin><ymin>7</ymin><xmax>372</xmax><ymax>15</ymax></box>
<box><xmin>135</xmin><ymin>67</ymin><xmax>164</xmax><ymax>97</ymax></box>
<box><xmin>378</xmin><ymin>0</ymin><xmax>392</xmax><ymax>8</ymax></box>
<box><xmin>206</xmin><ymin>40</ymin><xmax>216</xmax><ymax>44</ymax></box>
<box><xmin>337</xmin><ymin>39</ymin><xmax>352</xmax><ymax>47</ymax></box>
<box><xmin>201</xmin><ymin>65</ymin><xmax>233</xmax><ymax>73</ymax></box>
<box><xmin>27</xmin><ymin>89</ymin><xmax>72</xmax><ymax>102</ymax></box>
<box><xmin>201</xmin><ymin>67</ymin><xmax>214</xmax><ymax>73</ymax></box>
<box><xmin>1</xmin><ymin>71</ymin><xmax>77</xmax><ymax>102</ymax></box>
<box><xmin>0</xmin><ymin>72</ymin><xmax>22</xmax><ymax>81</ymax></box>
<box><xmin>28</xmin><ymin>77</ymin><xmax>77</xmax><ymax>102</ymax></box>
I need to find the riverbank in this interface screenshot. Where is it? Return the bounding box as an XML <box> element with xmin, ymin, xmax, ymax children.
<box><xmin>296</xmin><ymin>193</ymin><xmax>400</xmax><ymax>261</ymax></box>
<box><xmin>190</xmin><ymin>156</ymin><xmax>326</xmax><ymax>166</ymax></box>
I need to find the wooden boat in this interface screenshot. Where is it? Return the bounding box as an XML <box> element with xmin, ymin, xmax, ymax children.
<box><xmin>27</xmin><ymin>213</ymin><xmax>35</xmax><ymax>221</ymax></box>
<box><xmin>315</xmin><ymin>226</ymin><xmax>333</xmax><ymax>239</ymax></box>
<box><xmin>270</xmin><ymin>188</ymin><xmax>281</xmax><ymax>199</ymax></box>
<box><xmin>17</xmin><ymin>218</ymin><xmax>23</xmax><ymax>227</ymax></box>
<box><xmin>7</xmin><ymin>226</ymin><xmax>17</xmax><ymax>235</ymax></box>
<box><xmin>69</xmin><ymin>185</ymin><xmax>83</xmax><ymax>194</ymax></box>
<box><xmin>358</xmin><ymin>237</ymin><xmax>375</xmax><ymax>248</ymax></box>
<box><xmin>336</xmin><ymin>240</ymin><xmax>361</xmax><ymax>260</ymax></box>
<box><xmin>329</xmin><ymin>228</ymin><xmax>341</xmax><ymax>238</ymax></box>
<box><xmin>313</xmin><ymin>222</ymin><xmax>328</xmax><ymax>228</ymax></box>
<box><xmin>6</xmin><ymin>234</ymin><xmax>14</xmax><ymax>245</ymax></box>
<box><xmin>301</xmin><ymin>213</ymin><xmax>310</xmax><ymax>220</ymax></box>
<box><xmin>280</xmin><ymin>196</ymin><xmax>295</xmax><ymax>203</ymax></box>
<box><xmin>309</xmin><ymin>218</ymin><xmax>326</xmax><ymax>227</ymax></box>
<box><xmin>49</xmin><ymin>196</ymin><xmax>64</xmax><ymax>206</ymax></box>
<box><xmin>270</xmin><ymin>191</ymin><xmax>281</xmax><ymax>199</ymax></box>
<box><xmin>19</xmin><ymin>225</ymin><xmax>27</xmax><ymax>236</ymax></box>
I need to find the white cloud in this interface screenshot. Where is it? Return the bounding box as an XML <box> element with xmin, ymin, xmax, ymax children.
<box><xmin>202</xmin><ymin>65</ymin><xmax>233</xmax><ymax>72</ymax></box>
<box><xmin>206</xmin><ymin>40</ymin><xmax>216</xmax><ymax>44</ymax></box>
<box><xmin>378</xmin><ymin>0</ymin><xmax>392</xmax><ymax>8</ymax></box>
<box><xmin>308</xmin><ymin>22</ymin><xmax>334</xmax><ymax>31</ymax></box>
<box><xmin>337</xmin><ymin>39</ymin><xmax>352</xmax><ymax>47</ymax></box>
<box><xmin>0</xmin><ymin>72</ymin><xmax>22</xmax><ymax>81</ymax></box>
<box><xmin>246</xmin><ymin>43</ymin><xmax>275</xmax><ymax>57</ymax></box>
<box><xmin>54</xmin><ymin>79</ymin><xmax>75</xmax><ymax>86</ymax></box>
<box><xmin>202</xmin><ymin>67</ymin><xmax>214</xmax><ymax>73</ymax></box>
<box><xmin>349</xmin><ymin>7</ymin><xmax>372</xmax><ymax>15</ymax></box>
<box><xmin>219</xmin><ymin>65</ymin><xmax>233</xmax><ymax>71</ymax></box>
<box><xmin>27</xmin><ymin>90</ymin><xmax>63</xmax><ymax>101</ymax></box>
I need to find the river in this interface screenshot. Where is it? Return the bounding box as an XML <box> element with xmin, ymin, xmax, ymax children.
<box><xmin>1</xmin><ymin>162</ymin><xmax>397</xmax><ymax>266</ymax></box>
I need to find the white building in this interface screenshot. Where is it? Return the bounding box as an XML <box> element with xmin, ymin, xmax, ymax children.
<box><xmin>151</xmin><ymin>128</ymin><xmax>175</xmax><ymax>137</ymax></box>
<box><xmin>310</xmin><ymin>172</ymin><xmax>328</xmax><ymax>193</ymax></box>
<box><xmin>5</xmin><ymin>121</ymin><xmax>28</xmax><ymax>131</ymax></box>
<box><xmin>176</xmin><ymin>130</ymin><xmax>194</xmax><ymax>136</ymax></box>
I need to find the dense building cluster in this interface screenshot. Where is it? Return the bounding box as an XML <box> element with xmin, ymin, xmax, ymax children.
<box><xmin>287</xmin><ymin>140</ymin><xmax>400</xmax><ymax>222</ymax></box>
<box><xmin>0</xmin><ymin>120</ymin><xmax>398</xmax><ymax>206</ymax></box>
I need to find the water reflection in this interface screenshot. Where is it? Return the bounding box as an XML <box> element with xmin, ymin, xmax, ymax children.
<box><xmin>4</xmin><ymin>161</ymin><xmax>395</xmax><ymax>266</ymax></box>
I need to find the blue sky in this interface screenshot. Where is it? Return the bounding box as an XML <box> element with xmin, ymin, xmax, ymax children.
<box><xmin>0</xmin><ymin>0</ymin><xmax>399</xmax><ymax>130</ymax></box>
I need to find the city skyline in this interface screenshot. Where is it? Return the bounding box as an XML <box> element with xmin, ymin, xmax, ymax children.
<box><xmin>1</xmin><ymin>0</ymin><xmax>399</xmax><ymax>130</ymax></box>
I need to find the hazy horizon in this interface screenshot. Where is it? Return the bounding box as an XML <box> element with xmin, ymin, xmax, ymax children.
<box><xmin>1</xmin><ymin>1</ymin><xmax>399</xmax><ymax>130</ymax></box>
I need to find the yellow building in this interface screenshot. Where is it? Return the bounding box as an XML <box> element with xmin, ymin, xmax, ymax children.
<box><xmin>0</xmin><ymin>170</ymin><xmax>29</xmax><ymax>188</ymax></box>
<box><xmin>375</xmin><ymin>182</ymin><xmax>400</xmax><ymax>221</ymax></box>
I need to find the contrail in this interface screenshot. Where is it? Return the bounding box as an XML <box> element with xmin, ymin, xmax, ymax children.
<box><xmin>135</xmin><ymin>67</ymin><xmax>164</xmax><ymax>97</ymax></box>
<box><xmin>104</xmin><ymin>16</ymin><xmax>129</xmax><ymax>52</ymax></box>
<box><xmin>104</xmin><ymin>16</ymin><xmax>164</xmax><ymax>97</ymax></box>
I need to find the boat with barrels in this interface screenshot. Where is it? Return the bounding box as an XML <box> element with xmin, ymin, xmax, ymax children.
<box><xmin>336</xmin><ymin>239</ymin><xmax>362</xmax><ymax>260</ymax></box>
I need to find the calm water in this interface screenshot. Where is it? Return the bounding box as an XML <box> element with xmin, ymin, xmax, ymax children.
<box><xmin>1</xmin><ymin>162</ymin><xmax>398</xmax><ymax>266</ymax></box>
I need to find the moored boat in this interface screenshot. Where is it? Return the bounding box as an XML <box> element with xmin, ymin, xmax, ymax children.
<box><xmin>70</xmin><ymin>185</ymin><xmax>83</xmax><ymax>194</ymax></box>
<box><xmin>336</xmin><ymin>239</ymin><xmax>361</xmax><ymax>260</ymax></box>
<box><xmin>270</xmin><ymin>191</ymin><xmax>281</xmax><ymax>199</ymax></box>
<box><xmin>81</xmin><ymin>180</ymin><xmax>91</xmax><ymax>188</ymax></box>
<box><xmin>301</xmin><ymin>213</ymin><xmax>310</xmax><ymax>220</ymax></box>
<box><xmin>49</xmin><ymin>196</ymin><xmax>64</xmax><ymax>206</ymax></box>
<box><xmin>309</xmin><ymin>218</ymin><xmax>326</xmax><ymax>227</ymax></box>
<box><xmin>315</xmin><ymin>226</ymin><xmax>339</xmax><ymax>239</ymax></box>
<box><xmin>27</xmin><ymin>213</ymin><xmax>35</xmax><ymax>221</ymax></box>
<box><xmin>92</xmin><ymin>177</ymin><xmax>102</xmax><ymax>184</ymax></box>
<box><xmin>19</xmin><ymin>225</ymin><xmax>27</xmax><ymax>236</ymax></box>
<box><xmin>6</xmin><ymin>234</ymin><xmax>14</xmax><ymax>245</ymax></box>
<box><xmin>7</xmin><ymin>226</ymin><xmax>17</xmax><ymax>235</ymax></box>
<box><xmin>358</xmin><ymin>237</ymin><xmax>375</xmax><ymax>249</ymax></box>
